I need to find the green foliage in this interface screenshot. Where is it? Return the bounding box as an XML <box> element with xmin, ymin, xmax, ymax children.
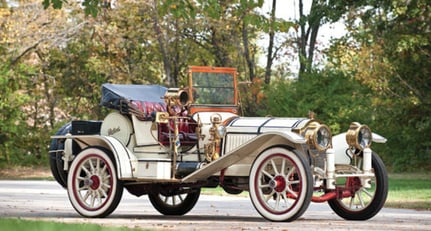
<box><xmin>43</xmin><ymin>0</ymin><xmax>100</xmax><ymax>16</ymax></box>
<box><xmin>259</xmin><ymin>70</ymin><xmax>374</xmax><ymax>134</ymax></box>
<box><xmin>373</xmin><ymin>97</ymin><xmax>431</xmax><ymax>172</ymax></box>
<box><xmin>333</xmin><ymin>0</ymin><xmax>431</xmax><ymax>171</ymax></box>
<box><xmin>1</xmin><ymin>0</ymin><xmax>430</xmax><ymax>172</ymax></box>
<box><xmin>0</xmin><ymin>66</ymin><xmax>24</xmax><ymax>162</ymax></box>
<box><xmin>42</xmin><ymin>0</ymin><xmax>64</xmax><ymax>10</ymax></box>
<box><xmin>0</xmin><ymin>62</ymin><xmax>49</xmax><ymax>166</ymax></box>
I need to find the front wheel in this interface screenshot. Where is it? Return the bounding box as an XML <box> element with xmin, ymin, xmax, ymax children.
<box><xmin>67</xmin><ymin>147</ymin><xmax>123</xmax><ymax>218</ymax></box>
<box><xmin>328</xmin><ymin>152</ymin><xmax>388</xmax><ymax>220</ymax></box>
<box><xmin>148</xmin><ymin>188</ymin><xmax>201</xmax><ymax>215</ymax></box>
<box><xmin>249</xmin><ymin>147</ymin><xmax>313</xmax><ymax>222</ymax></box>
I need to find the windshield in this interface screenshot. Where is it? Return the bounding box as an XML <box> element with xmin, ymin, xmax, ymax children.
<box><xmin>191</xmin><ymin>71</ymin><xmax>235</xmax><ymax>105</ymax></box>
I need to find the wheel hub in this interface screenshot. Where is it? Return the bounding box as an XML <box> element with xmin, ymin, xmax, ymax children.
<box><xmin>269</xmin><ymin>175</ymin><xmax>287</xmax><ymax>193</ymax></box>
<box><xmin>346</xmin><ymin>177</ymin><xmax>362</xmax><ymax>194</ymax></box>
<box><xmin>84</xmin><ymin>175</ymin><xmax>101</xmax><ymax>190</ymax></box>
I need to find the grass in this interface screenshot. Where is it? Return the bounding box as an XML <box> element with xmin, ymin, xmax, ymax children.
<box><xmin>0</xmin><ymin>218</ymin><xmax>149</xmax><ymax>231</ymax></box>
<box><xmin>386</xmin><ymin>173</ymin><xmax>431</xmax><ymax>210</ymax></box>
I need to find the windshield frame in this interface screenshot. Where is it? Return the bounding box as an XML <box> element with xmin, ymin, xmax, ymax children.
<box><xmin>187</xmin><ymin>66</ymin><xmax>238</xmax><ymax>106</ymax></box>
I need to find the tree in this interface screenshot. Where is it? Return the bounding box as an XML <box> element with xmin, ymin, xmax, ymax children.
<box><xmin>0</xmin><ymin>1</ymin><xmax>89</xmax><ymax>163</ymax></box>
<box><xmin>259</xmin><ymin>69</ymin><xmax>373</xmax><ymax>134</ymax></box>
<box><xmin>294</xmin><ymin>0</ymin><xmax>367</xmax><ymax>77</ymax></box>
<box><xmin>0</xmin><ymin>63</ymin><xmax>30</xmax><ymax>163</ymax></box>
<box><xmin>328</xmin><ymin>0</ymin><xmax>431</xmax><ymax>171</ymax></box>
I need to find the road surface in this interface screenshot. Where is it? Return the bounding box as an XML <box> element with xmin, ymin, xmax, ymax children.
<box><xmin>0</xmin><ymin>180</ymin><xmax>430</xmax><ymax>230</ymax></box>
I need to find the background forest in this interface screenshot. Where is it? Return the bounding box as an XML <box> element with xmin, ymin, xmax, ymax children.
<box><xmin>0</xmin><ymin>0</ymin><xmax>430</xmax><ymax>172</ymax></box>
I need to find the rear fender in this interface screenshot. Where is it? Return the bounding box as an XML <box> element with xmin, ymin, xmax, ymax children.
<box><xmin>52</xmin><ymin>134</ymin><xmax>137</xmax><ymax>179</ymax></box>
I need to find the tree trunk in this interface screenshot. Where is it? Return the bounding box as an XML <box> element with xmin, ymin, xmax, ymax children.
<box><xmin>265</xmin><ymin>0</ymin><xmax>277</xmax><ymax>84</ymax></box>
<box><xmin>307</xmin><ymin>22</ymin><xmax>319</xmax><ymax>71</ymax></box>
<box><xmin>152</xmin><ymin>0</ymin><xmax>173</xmax><ymax>86</ymax></box>
<box><xmin>242</xmin><ymin>20</ymin><xmax>255</xmax><ymax>82</ymax></box>
<box><xmin>211</xmin><ymin>27</ymin><xmax>231</xmax><ymax>67</ymax></box>
<box><xmin>298</xmin><ymin>0</ymin><xmax>307</xmax><ymax>77</ymax></box>
<box><xmin>298</xmin><ymin>0</ymin><xmax>322</xmax><ymax>78</ymax></box>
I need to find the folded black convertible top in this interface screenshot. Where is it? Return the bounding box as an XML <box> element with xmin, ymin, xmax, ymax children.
<box><xmin>101</xmin><ymin>83</ymin><xmax>167</xmax><ymax>120</ymax></box>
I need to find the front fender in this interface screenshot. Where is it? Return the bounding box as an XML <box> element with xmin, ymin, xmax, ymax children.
<box><xmin>332</xmin><ymin>132</ymin><xmax>387</xmax><ymax>164</ymax></box>
<box><xmin>51</xmin><ymin>134</ymin><xmax>137</xmax><ymax>179</ymax></box>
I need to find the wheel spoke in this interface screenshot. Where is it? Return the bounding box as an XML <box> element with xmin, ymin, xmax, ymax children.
<box><xmin>359</xmin><ymin>187</ymin><xmax>374</xmax><ymax>199</ymax></box>
<box><xmin>286</xmin><ymin>187</ymin><xmax>298</xmax><ymax>199</ymax></box>
<box><xmin>90</xmin><ymin>192</ymin><xmax>96</xmax><ymax>207</ymax></box>
<box><xmin>289</xmin><ymin>180</ymin><xmax>300</xmax><ymax>185</ymax></box>
<box><xmin>102</xmin><ymin>182</ymin><xmax>111</xmax><ymax>190</ymax></box>
<box><xmin>356</xmin><ymin>191</ymin><xmax>365</xmax><ymax>208</ymax></box>
<box><xmin>100</xmin><ymin>164</ymin><xmax>107</xmax><ymax>177</ymax></box>
<box><xmin>262</xmin><ymin>169</ymin><xmax>273</xmax><ymax>179</ymax></box>
<box><xmin>88</xmin><ymin>159</ymin><xmax>95</xmax><ymax>174</ymax></box>
<box><xmin>265</xmin><ymin>190</ymin><xmax>276</xmax><ymax>202</ymax></box>
<box><xmin>95</xmin><ymin>190</ymin><xmax>102</xmax><ymax>206</ymax></box>
<box><xmin>178</xmin><ymin>194</ymin><xmax>185</xmax><ymax>203</ymax></box>
<box><xmin>83</xmin><ymin>189</ymin><xmax>91</xmax><ymax>201</ymax></box>
<box><xmin>280</xmin><ymin>192</ymin><xmax>289</xmax><ymax>206</ymax></box>
<box><xmin>81</xmin><ymin>164</ymin><xmax>91</xmax><ymax>176</ymax></box>
<box><xmin>281</xmin><ymin>158</ymin><xmax>286</xmax><ymax>175</ymax></box>
<box><xmin>79</xmin><ymin>184</ymin><xmax>89</xmax><ymax>191</ymax></box>
<box><xmin>271</xmin><ymin>159</ymin><xmax>279</xmax><ymax>175</ymax></box>
<box><xmin>259</xmin><ymin>183</ymin><xmax>270</xmax><ymax>189</ymax></box>
<box><xmin>99</xmin><ymin>188</ymin><xmax>108</xmax><ymax>198</ymax></box>
<box><xmin>275</xmin><ymin>193</ymin><xmax>281</xmax><ymax>209</ymax></box>
<box><xmin>348</xmin><ymin>196</ymin><xmax>354</xmax><ymax>208</ymax></box>
<box><xmin>95</xmin><ymin>158</ymin><xmax>100</xmax><ymax>174</ymax></box>
<box><xmin>102</xmin><ymin>172</ymin><xmax>111</xmax><ymax>182</ymax></box>
<box><xmin>286</xmin><ymin>166</ymin><xmax>295</xmax><ymax>178</ymax></box>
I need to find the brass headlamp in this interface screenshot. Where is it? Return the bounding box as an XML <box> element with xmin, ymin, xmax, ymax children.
<box><xmin>346</xmin><ymin>122</ymin><xmax>372</xmax><ymax>151</ymax></box>
<box><xmin>164</xmin><ymin>88</ymin><xmax>190</xmax><ymax>107</ymax></box>
<box><xmin>304</xmin><ymin>122</ymin><xmax>332</xmax><ymax>152</ymax></box>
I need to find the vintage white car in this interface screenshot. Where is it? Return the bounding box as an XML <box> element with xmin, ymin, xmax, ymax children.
<box><xmin>49</xmin><ymin>66</ymin><xmax>388</xmax><ymax>222</ymax></box>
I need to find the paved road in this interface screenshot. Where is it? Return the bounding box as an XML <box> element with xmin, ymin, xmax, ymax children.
<box><xmin>0</xmin><ymin>180</ymin><xmax>430</xmax><ymax>230</ymax></box>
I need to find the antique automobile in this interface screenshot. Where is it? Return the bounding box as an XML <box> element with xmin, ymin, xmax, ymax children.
<box><xmin>49</xmin><ymin>66</ymin><xmax>388</xmax><ymax>222</ymax></box>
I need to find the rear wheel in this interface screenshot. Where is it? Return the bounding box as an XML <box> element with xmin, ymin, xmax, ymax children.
<box><xmin>67</xmin><ymin>147</ymin><xmax>123</xmax><ymax>218</ymax></box>
<box><xmin>148</xmin><ymin>188</ymin><xmax>200</xmax><ymax>215</ymax></box>
<box><xmin>328</xmin><ymin>152</ymin><xmax>388</xmax><ymax>220</ymax></box>
<box><xmin>249</xmin><ymin>147</ymin><xmax>313</xmax><ymax>222</ymax></box>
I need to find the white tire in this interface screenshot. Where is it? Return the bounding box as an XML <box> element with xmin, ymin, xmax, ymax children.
<box><xmin>67</xmin><ymin>147</ymin><xmax>123</xmax><ymax>218</ymax></box>
<box><xmin>249</xmin><ymin>147</ymin><xmax>313</xmax><ymax>221</ymax></box>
